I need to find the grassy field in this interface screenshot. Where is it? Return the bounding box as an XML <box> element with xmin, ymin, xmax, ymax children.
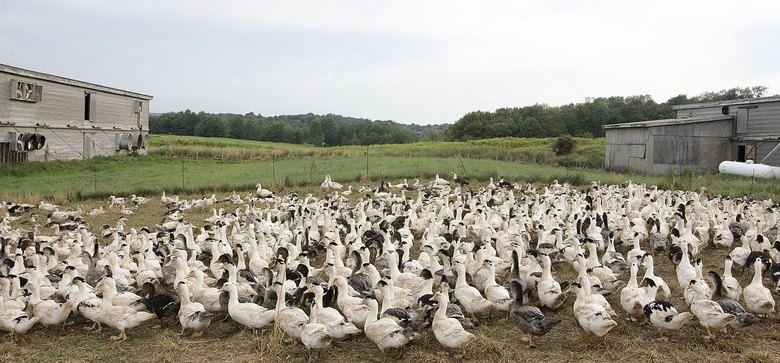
<box><xmin>3</xmin><ymin>154</ymin><xmax>780</xmax><ymax>202</ymax></box>
<box><xmin>1</xmin><ymin>135</ymin><xmax>779</xmax><ymax>201</ymax></box>
<box><xmin>148</xmin><ymin>135</ymin><xmax>605</xmax><ymax>168</ymax></box>
<box><xmin>3</xmin><ymin>188</ymin><xmax>780</xmax><ymax>363</ymax></box>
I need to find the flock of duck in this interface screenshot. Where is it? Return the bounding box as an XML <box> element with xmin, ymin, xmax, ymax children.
<box><xmin>1</xmin><ymin>174</ymin><xmax>779</xmax><ymax>359</ymax></box>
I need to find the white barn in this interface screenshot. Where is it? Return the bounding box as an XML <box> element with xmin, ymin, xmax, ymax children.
<box><xmin>0</xmin><ymin>64</ymin><xmax>152</xmax><ymax>163</ymax></box>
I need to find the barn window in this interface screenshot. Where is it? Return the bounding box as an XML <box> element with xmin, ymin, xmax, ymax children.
<box><xmin>84</xmin><ymin>92</ymin><xmax>96</xmax><ymax>121</ymax></box>
<box><xmin>736</xmin><ymin>109</ymin><xmax>748</xmax><ymax>134</ymax></box>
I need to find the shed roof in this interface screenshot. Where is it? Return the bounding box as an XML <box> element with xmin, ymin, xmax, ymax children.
<box><xmin>602</xmin><ymin>115</ymin><xmax>733</xmax><ymax>130</ymax></box>
<box><xmin>671</xmin><ymin>95</ymin><xmax>780</xmax><ymax>110</ymax></box>
<box><xmin>0</xmin><ymin>63</ymin><xmax>153</xmax><ymax>100</ymax></box>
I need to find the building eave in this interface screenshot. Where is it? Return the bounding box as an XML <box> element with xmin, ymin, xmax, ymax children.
<box><xmin>671</xmin><ymin>96</ymin><xmax>780</xmax><ymax>111</ymax></box>
<box><xmin>0</xmin><ymin>63</ymin><xmax>153</xmax><ymax>100</ymax></box>
<box><xmin>602</xmin><ymin>115</ymin><xmax>734</xmax><ymax>130</ymax></box>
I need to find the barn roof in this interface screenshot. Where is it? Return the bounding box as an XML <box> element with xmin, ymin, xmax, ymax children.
<box><xmin>602</xmin><ymin>115</ymin><xmax>733</xmax><ymax>130</ymax></box>
<box><xmin>0</xmin><ymin>63</ymin><xmax>153</xmax><ymax>100</ymax></box>
<box><xmin>671</xmin><ymin>95</ymin><xmax>780</xmax><ymax>110</ymax></box>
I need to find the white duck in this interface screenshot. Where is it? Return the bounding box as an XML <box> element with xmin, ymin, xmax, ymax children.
<box><xmin>274</xmin><ymin>282</ymin><xmax>309</xmax><ymax>340</ymax></box>
<box><xmin>256</xmin><ymin>183</ymin><xmax>274</xmax><ymax>198</ymax></box>
<box><xmin>332</xmin><ymin>276</ymin><xmax>371</xmax><ymax>328</ymax></box>
<box><xmin>300</xmin><ymin>301</ymin><xmax>332</xmax><ymax>362</ymax></box>
<box><xmin>688</xmin><ymin>279</ymin><xmax>735</xmax><ymax>341</ymax></box>
<box><xmin>223</xmin><ymin>281</ymin><xmax>275</xmax><ymax>331</ymax></box>
<box><xmin>619</xmin><ymin>262</ymin><xmax>646</xmax><ymax>321</ymax></box>
<box><xmin>721</xmin><ymin>256</ymin><xmax>742</xmax><ymax>301</ymax></box>
<box><xmin>481</xmin><ymin>260</ymin><xmax>512</xmax><ymax>311</ymax></box>
<box><xmin>0</xmin><ymin>307</ymin><xmax>41</xmax><ymax>341</ymax></box>
<box><xmin>452</xmin><ymin>262</ymin><xmax>494</xmax><ymax>316</ymax></box>
<box><xmin>572</xmin><ymin>278</ymin><xmax>618</xmax><ymax>337</ymax></box>
<box><xmin>683</xmin><ymin>258</ymin><xmax>711</xmax><ymax>306</ymax></box>
<box><xmin>432</xmin><ymin>290</ymin><xmax>476</xmax><ymax>351</ymax></box>
<box><xmin>364</xmin><ymin>297</ymin><xmax>416</xmax><ymax>355</ymax></box>
<box><xmin>743</xmin><ymin>258</ymin><xmax>775</xmax><ymax>316</ymax></box>
<box><xmin>536</xmin><ymin>254</ymin><xmax>566</xmax><ymax>310</ymax></box>
<box><xmin>641</xmin><ymin>254</ymin><xmax>671</xmax><ymax>300</ymax></box>
<box><xmin>27</xmin><ymin>282</ymin><xmax>73</xmax><ymax>331</ymax></box>
<box><xmin>176</xmin><ymin>282</ymin><xmax>213</xmax><ymax>337</ymax></box>
<box><xmin>102</xmin><ymin>277</ymin><xmax>146</xmax><ymax>311</ymax></box>
<box><xmin>193</xmin><ymin>269</ymin><xmax>224</xmax><ymax>313</ymax></box>
<box><xmin>310</xmin><ymin>284</ymin><xmax>361</xmax><ymax>340</ymax></box>
<box><xmin>97</xmin><ymin>283</ymin><xmax>156</xmax><ymax>341</ymax></box>
<box><xmin>674</xmin><ymin>242</ymin><xmax>696</xmax><ymax>291</ymax></box>
<box><xmin>643</xmin><ymin>299</ymin><xmax>694</xmax><ymax>341</ymax></box>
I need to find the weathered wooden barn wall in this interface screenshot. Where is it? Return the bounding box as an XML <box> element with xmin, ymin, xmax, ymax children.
<box><xmin>0</xmin><ymin>64</ymin><xmax>152</xmax><ymax>162</ymax></box>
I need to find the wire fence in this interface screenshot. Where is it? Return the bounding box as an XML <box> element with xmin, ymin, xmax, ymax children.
<box><xmin>3</xmin><ymin>145</ymin><xmax>779</xmax><ymax>202</ymax></box>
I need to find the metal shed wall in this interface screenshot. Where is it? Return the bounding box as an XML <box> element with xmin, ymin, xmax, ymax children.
<box><xmin>1</xmin><ymin>72</ymin><xmax>150</xmax><ymax>130</ymax></box>
<box><xmin>1</xmin><ymin>126</ymin><xmax>144</xmax><ymax>161</ymax></box>
<box><xmin>604</xmin><ymin>120</ymin><xmax>733</xmax><ymax>174</ymax></box>
<box><xmin>604</xmin><ymin>128</ymin><xmax>648</xmax><ymax>171</ymax></box>
<box><xmin>675</xmin><ymin>107</ymin><xmax>725</xmax><ymax>119</ymax></box>
<box><xmin>1</xmin><ymin>66</ymin><xmax>151</xmax><ymax>161</ymax></box>
<box><xmin>741</xmin><ymin>101</ymin><xmax>780</xmax><ymax>136</ymax></box>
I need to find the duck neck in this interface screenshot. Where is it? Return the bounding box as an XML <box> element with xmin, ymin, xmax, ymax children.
<box><xmin>180</xmin><ymin>286</ymin><xmax>192</xmax><ymax>305</ymax></box>
<box><xmin>455</xmin><ymin>266</ymin><xmax>468</xmax><ymax>288</ymax></box>
<box><xmin>29</xmin><ymin>285</ymin><xmax>42</xmax><ymax>306</ymax></box>
<box><xmin>724</xmin><ymin>260</ymin><xmax>733</xmax><ymax>278</ymax></box>
<box><xmin>174</xmin><ymin>259</ymin><xmax>188</xmax><ymax>285</ymax></box>
<box><xmin>229</xmin><ymin>288</ymin><xmax>239</xmax><ymax>306</ymax></box>
<box><xmin>228</xmin><ymin>267</ymin><xmax>237</xmax><ymax>283</ymax></box>
<box><xmin>435</xmin><ymin>296</ymin><xmax>448</xmax><ymax>321</ymax></box>
<box><xmin>627</xmin><ymin>266</ymin><xmax>638</xmax><ymax>288</ymax></box>
<box><xmin>365</xmin><ymin>301</ymin><xmax>379</xmax><ymax>326</ymax></box>
<box><xmin>644</xmin><ymin>260</ymin><xmax>655</xmax><ymax>277</ymax></box>
<box><xmin>275</xmin><ymin>285</ymin><xmax>286</xmax><ymax>312</ymax></box>
<box><xmin>752</xmin><ymin>264</ymin><xmax>764</xmax><ymax>286</ymax></box>
<box><xmin>541</xmin><ymin>258</ymin><xmax>553</xmax><ymax>281</ymax></box>
<box><xmin>380</xmin><ymin>285</ymin><xmax>394</xmax><ymax>313</ymax></box>
<box><xmin>314</xmin><ymin>288</ymin><xmax>325</xmax><ymax>309</ymax></box>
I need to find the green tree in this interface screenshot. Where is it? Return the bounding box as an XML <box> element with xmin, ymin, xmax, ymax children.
<box><xmin>193</xmin><ymin>114</ymin><xmax>228</xmax><ymax>137</ymax></box>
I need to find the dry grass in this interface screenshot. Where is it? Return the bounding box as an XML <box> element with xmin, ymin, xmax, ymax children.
<box><xmin>4</xmin><ymin>188</ymin><xmax>780</xmax><ymax>362</ymax></box>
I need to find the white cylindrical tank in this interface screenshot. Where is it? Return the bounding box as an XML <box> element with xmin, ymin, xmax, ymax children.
<box><xmin>719</xmin><ymin>160</ymin><xmax>780</xmax><ymax>179</ymax></box>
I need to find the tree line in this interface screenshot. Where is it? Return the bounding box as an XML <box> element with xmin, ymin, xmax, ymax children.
<box><xmin>150</xmin><ymin>112</ymin><xmax>449</xmax><ymax>146</ymax></box>
<box><xmin>445</xmin><ymin>86</ymin><xmax>768</xmax><ymax>140</ymax></box>
<box><xmin>150</xmin><ymin>86</ymin><xmax>768</xmax><ymax>145</ymax></box>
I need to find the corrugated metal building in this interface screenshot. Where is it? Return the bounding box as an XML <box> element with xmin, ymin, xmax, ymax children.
<box><xmin>603</xmin><ymin>96</ymin><xmax>780</xmax><ymax>174</ymax></box>
<box><xmin>1</xmin><ymin>64</ymin><xmax>152</xmax><ymax>163</ymax></box>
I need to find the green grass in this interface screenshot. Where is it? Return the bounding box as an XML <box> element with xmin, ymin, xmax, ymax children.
<box><xmin>148</xmin><ymin>135</ymin><xmax>605</xmax><ymax>168</ymax></box>
<box><xmin>1</xmin><ymin>135</ymin><xmax>779</xmax><ymax>202</ymax></box>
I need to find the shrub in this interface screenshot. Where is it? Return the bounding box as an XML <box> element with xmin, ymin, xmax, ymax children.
<box><xmin>552</xmin><ymin>135</ymin><xmax>577</xmax><ymax>156</ymax></box>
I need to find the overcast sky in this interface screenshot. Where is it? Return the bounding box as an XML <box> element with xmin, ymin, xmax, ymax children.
<box><xmin>2</xmin><ymin>1</ymin><xmax>778</xmax><ymax>125</ymax></box>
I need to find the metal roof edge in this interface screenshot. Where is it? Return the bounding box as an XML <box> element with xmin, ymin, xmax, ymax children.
<box><xmin>671</xmin><ymin>96</ymin><xmax>780</xmax><ymax>110</ymax></box>
<box><xmin>0</xmin><ymin>63</ymin><xmax>153</xmax><ymax>100</ymax></box>
<box><xmin>602</xmin><ymin>115</ymin><xmax>733</xmax><ymax>129</ymax></box>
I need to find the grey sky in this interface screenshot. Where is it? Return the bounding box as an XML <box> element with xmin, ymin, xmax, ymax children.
<box><xmin>2</xmin><ymin>1</ymin><xmax>778</xmax><ymax>125</ymax></box>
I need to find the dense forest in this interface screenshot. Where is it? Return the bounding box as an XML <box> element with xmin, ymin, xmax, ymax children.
<box><xmin>445</xmin><ymin>86</ymin><xmax>768</xmax><ymax>140</ymax></box>
<box><xmin>150</xmin><ymin>86</ymin><xmax>767</xmax><ymax>146</ymax></box>
<box><xmin>150</xmin><ymin>112</ymin><xmax>448</xmax><ymax>146</ymax></box>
